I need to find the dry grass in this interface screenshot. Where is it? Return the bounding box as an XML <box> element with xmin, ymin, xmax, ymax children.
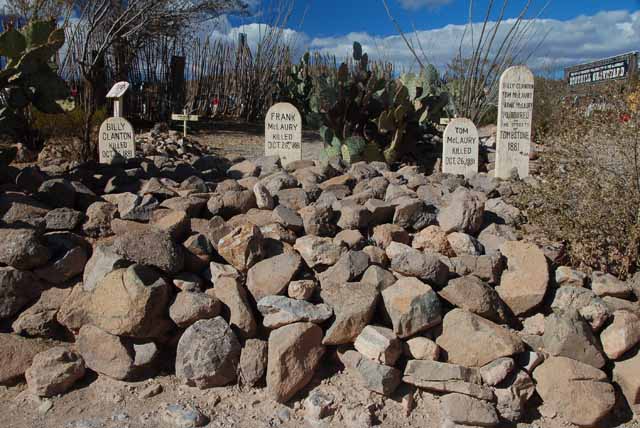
<box><xmin>514</xmin><ymin>79</ymin><xmax>640</xmax><ymax>278</ymax></box>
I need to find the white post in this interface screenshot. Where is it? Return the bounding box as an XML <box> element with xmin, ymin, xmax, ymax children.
<box><xmin>113</xmin><ymin>97</ymin><xmax>123</xmax><ymax>118</ymax></box>
<box><xmin>183</xmin><ymin>108</ymin><xmax>188</xmax><ymax>137</ymax></box>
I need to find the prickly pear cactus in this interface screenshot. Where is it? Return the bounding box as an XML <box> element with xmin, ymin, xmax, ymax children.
<box><xmin>0</xmin><ymin>20</ymin><xmax>74</xmax><ymax>134</ymax></box>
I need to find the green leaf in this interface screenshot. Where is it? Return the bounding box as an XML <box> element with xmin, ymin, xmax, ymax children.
<box><xmin>0</xmin><ymin>28</ymin><xmax>26</xmax><ymax>59</ymax></box>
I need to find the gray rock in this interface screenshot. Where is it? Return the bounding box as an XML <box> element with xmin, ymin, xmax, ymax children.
<box><xmin>113</xmin><ymin>229</ymin><xmax>184</xmax><ymax>274</ymax></box>
<box><xmin>543</xmin><ymin>310</ymin><xmax>606</xmax><ymax>368</ymax></box>
<box><xmin>160</xmin><ymin>403</ymin><xmax>209</xmax><ymax>428</ymax></box>
<box><xmin>294</xmin><ymin>235</ymin><xmax>346</xmax><ymax>268</ymax></box>
<box><xmin>321</xmin><ymin>282</ymin><xmax>379</xmax><ymax>345</ymax></box>
<box><xmin>0</xmin><ymin>267</ymin><xmax>42</xmax><ymax>319</ymax></box>
<box><xmin>238</xmin><ymin>339</ymin><xmax>268</xmax><ymax>387</ymax></box>
<box><xmin>0</xmin><ymin>228</ymin><xmax>49</xmax><ymax>270</ymax></box>
<box><xmin>246</xmin><ymin>253</ymin><xmax>302</xmax><ymax>301</ymax></box>
<box><xmin>45</xmin><ymin>208</ymin><xmax>84</xmax><ymax>231</ymax></box>
<box><xmin>437</xmin><ymin>188</ymin><xmax>485</xmax><ymax>234</ymax></box>
<box><xmin>26</xmin><ymin>347</ymin><xmax>85</xmax><ymax>397</ymax></box>
<box><xmin>34</xmin><ymin>246</ymin><xmax>88</xmax><ymax>285</ymax></box>
<box><xmin>386</xmin><ymin>242</ymin><xmax>448</xmax><ymax>286</ymax></box>
<box><xmin>11</xmin><ymin>287</ymin><xmax>69</xmax><ymax>338</ymax></box>
<box><xmin>169</xmin><ymin>291</ymin><xmax>221</xmax><ymax>328</ymax></box>
<box><xmin>440</xmin><ymin>393</ymin><xmax>499</xmax><ymax>427</ymax></box>
<box><xmin>257</xmin><ymin>295</ymin><xmax>332</xmax><ymax>328</ymax></box>
<box><xmin>176</xmin><ymin>317</ymin><xmax>241</xmax><ymax>388</ymax></box>
<box><xmin>82</xmin><ymin>244</ymin><xmax>130</xmax><ymax>292</ymax></box>
<box><xmin>118</xmin><ymin>193</ymin><xmax>159</xmax><ymax>221</ymax></box>
<box><xmin>354</xmin><ymin>357</ymin><xmax>402</xmax><ymax>396</ymax></box>
<box><xmin>318</xmin><ymin>250</ymin><xmax>370</xmax><ymax>289</ymax></box>
<box><xmin>439</xmin><ymin>275</ymin><xmax>508</xmax><ymax>323</ymax></box>
<box><xmin>211</xmin><ymin>276</ymin><xmax>257</xmax><ymax>339</ymax></box>
<box><xmin>77</xmin><ymin>325</ymin><xmax>135</xmax><ymax>380</ymax></box>
<box><xmin>551</xmin><ymin>286</ymin><xmax>610</xmax><ymax>331</ymax></box>
<box><xmin>382</xmin><ymin>277</ymin><xmax>442</xmax><ymax>338</ymax></box>
<box><xmin>354</xmin><ymin>325</ymin><xmax>402</xmax><ymax>366</ymax></box>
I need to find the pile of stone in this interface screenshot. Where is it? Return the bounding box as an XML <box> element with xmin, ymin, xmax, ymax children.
<box><xmin>1</xmin><ymin>142</ymin><xmax>639</xmax><ymax>428</ymax></box>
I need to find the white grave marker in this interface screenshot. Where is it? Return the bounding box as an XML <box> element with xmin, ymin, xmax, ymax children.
<box><xmin>495</xmin><ymin>66</ymin><xmax>534</xmax><ymax>179</ymax></box>
<box><xmin>171</xmin><ymin>109</ymin><xmax>199</xmax><ymax>137</ymax></box>
<box><xmin>98</xmin><ymin>117</ymin><xmax>135</xmax><ymax>164</ymax></box>
<box><xmin>265</xmin><ymin>102</ymin><xmax>302</xmax><ymax>166</ymax></box>
<box><xmin>106</xmin><ymin>81</ymin><xmax>130</xmax><ymax>118</ymax></box>
<box><xmin>99</xmin><ymin>82</ymin><xmax>135</xmax><ymax>164</ymax></box>
<box><xmin>442</xmin><ymin>118</ymin><xmax>479</xmax><ymax>177</ymax></box>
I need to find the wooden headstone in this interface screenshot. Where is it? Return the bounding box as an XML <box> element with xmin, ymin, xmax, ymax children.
<box><xmin>265</xmin><ymin>103</ymin><xmax>302</xmax><ymax>166</ymax></box>
<box><xmin>98</xmin><ymin>117</ymin><xmax>135</xmax><ymax>164</ymax></box>
<box><xmin>442</xmin><ymin>118</ymin><xmax>479</xmax><ymax>177</ymax></box>
<box><xmin>495</xmin><ymin>66</ymin><xmax>534</xmax><ymax>179</ymax></box>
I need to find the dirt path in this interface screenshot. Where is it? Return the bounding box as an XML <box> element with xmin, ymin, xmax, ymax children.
<box><xmin>189</xmin><ymin>120</ymin><xmax>323</xmax><ymax>161</ymax></box>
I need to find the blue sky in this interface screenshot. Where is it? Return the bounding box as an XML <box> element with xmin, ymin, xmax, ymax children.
<box><xmin>219</xmin><ymin>0</ymin><xmax>640</xmax><ymax>73</ymax></box>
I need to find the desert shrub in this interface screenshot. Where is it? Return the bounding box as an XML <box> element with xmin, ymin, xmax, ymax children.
<box><xmin>514</xmin><ymin>80</ymin><xmax>640</xmax><ymax>278</ymax></box>
<box><xmin>532</xmin><ymin>76</ymin><xmax>566</xmax><ymax>140</ymax></box>
<box><xmin>32</xmin><ymin>106</ymin><xmax>108</xmax><ymax>139</ymax></box>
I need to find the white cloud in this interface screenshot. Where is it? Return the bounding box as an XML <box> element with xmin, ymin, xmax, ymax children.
<box><xmin>210</xmin><ymin>9</ymin><xmax>640</xmax><ymax>75</ymax></box>
<box><xmin>309</xmin><ymin>9</ymin><xmax>640</xmax><ymax>73</ymax></box>
<box><xmin>397</xmin><ymin>0</ymin><xmax>454</xmax><ymax>10</ymax></box>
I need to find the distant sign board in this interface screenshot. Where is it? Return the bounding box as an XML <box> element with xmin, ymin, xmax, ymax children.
<box><xmin>565</xmin><ymin>52</ymin><xmax>638</xmax><ymax>87</ymax></box>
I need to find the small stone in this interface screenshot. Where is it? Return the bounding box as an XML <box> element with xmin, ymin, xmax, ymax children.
<box><xmin>217</xmin><ymin>224</ymin><xmax>265</xmax><ymax>272</ymax></box>
<box><xmin>246</xmin><ymin>253</ymin><xmax>302</xmax><ymax>301</ymax></box>
<box><xmin>496</xmin><ymin>241</ymin><xmax>549</xmax><ymax>316</ymax></box>
<box><xmin>26</xmin><ymin>347</ymin><xmax>85</xmax><ymax>397</ymax></box>
<box><xmin>113</xmin><ymin>229</ymin><xmax>184</xmax><ymax>274</ymax></box>
<box><xmin>436</xmin><ymin>309</ymin><xmax>524</xmax><ymax>367</ymax></box>
<box><xmin>299</xmin><ymin>204</ymin><xmax>336</xmax><ymax>236</ymax></box>
<box><xmin>253</xmin><ymin>182</ymin><xmax>275</xmax><ymax>209</ymax></box>
<box><xmin>161</xmin><ymin>403</ymin><xmax>209</xmax><ymax>428</ymax></box>
<box><xmin>321</xmin><ymin>282</ymin><xmax>379</xmax><ymax>345</ymax></box>
<box><xmin>372</xmin><ymin>224</ymin><xmax>411</xmax><ymax>249</ymax></box>
<box><xmin>479</xmin><ymin>357</ymin><xmax>515</xmax><ymax>386</ymax></box>
<box><xmin>440</xmin><ymin>393</ymin><xmax>499</xmax><ymax>427</ymax></box>
<box><xmin>386</xmin><ymin>242</ymin><xmax>449</xmax><ymax>286</ymax></box>
<box><xmin>600</xmin><ymin>310</ymin><xmax>640</xmax><ymax>360</ymax></box>
<box><xmin>354</xmin><ymin>325</ymin><xmax>402</xmax><ymax>366</ymax></box>
<box><xmin>176</xmin><ymin>317</ymin><xmax>241</xmax><ymax>388</ymax></box>
<box><xmin>447</xmin><ymin>232</ymin><xmax>484</xmax><ymax>256</ymax></box>
<box><xmin>412</xmin><ymin>225</ymin><xmax>454</xmax><ymax>256</ymax></box>
<box><xmin>77</xmin><ymin>325</ymin><xmax>134</xmax><ymax>380</ymax></box>
<box><xmin>437</xmin><ymin>188</ymin><xmax>485</xmax><ymax>234</ymax></box>
<box><xmin>354</xmin><ymin>357</ymin><xmax>402</xmax><ymax>396</ymax></box>
<box><xmin>212</xmin><ymin>276</ymin><xmax>257</xmax><ymax>339</ymax></box>
<box><xmin>543</xmin><ymin>310</ymin><xmax>606</xmax><ymax>368</ymax></box>
<box><xmin>0</xmin><ymin>267</ymin><xmax>43</xmax><ymax>320</ymax></box>
<box><xmin>522</xmin><ymin>313</ymin><xmax>545</xmax><ymax>336</ymax></box>
<box><xmin>439</xmin><ymin>275</ymin><xmax>508</xmax><ymax>323</ymax></box>
<box><xmin>45</xmin><ymin>208</ymin><xmax>84</xmax><ymax>231</ymax></box>
<box><xmin>0</xmin><ymin>228</ymin><xmax>49</xmax><ymax>270</ymax></box>
<box><xmin>288</xmin><ymin>280</ymin><xmax>316</xmax><ymax>300</ymax></box>
<box><xmin>614</xmin><ymin>352</ymin><xmax>640</xmax><ymax>416</ymax></box>
<box><xmin>591</xmin><ymin>272</ymin><xmax>632</xmax><ymax>298</ymax></box>
<box><xmin>294</xmin><ymin>235</ymin><xmax>346</xmax><ymax>268</ymax></box>
<box><xmin>267</xmin><ymin>322</ymin><xmax>325</xmax><ymax>403</ymax></box>
<box><xmin>534</xmin><ymin>356</ymin><xmax>615</xmax><ymax>427</ymax></box>
<box><xmin>555</xmin><ymin>266</ymin><xmax>587</xmax><ymax>287</ymax></box>
<box><xmin>404</xmin><ymin>337</ymin><xmax>440</xmax><ymax>361</ymax></box>
<box><xmin>382</xmin><ymin>277</ymin><xmax>442</xmax><ymax>338</ymax></box>
<box><xmin>169</xmin><ymin>291</ymin><xmax>221</xmax><ymax>328</ymax></box>
<box><xmin>82</xmin><ymin>244</ymin><xmax>129</xmax><ymax>292</ymax></box>
<box><xmin>138</xmin><ymin>383</ymin><xmax>162</xmax><ymax>399</ymax></box>
<box><xmin>304</xmin><ymin>389</ymin><xmax>335</xmax><ymax>420</ymax></box>
<box><xmin>239</xmin><ymin>339</ymin><xmax>268</xmax><ymax>387</ymax></box>
<box><xmin>257</xmin><ymin>295</ymin><xmax>332</xmax><ymax>328</ymax></box>
<box><xmin>361</xmin><ymin>265</ymin><xmax>396</xmax><ymax>291</ymax></box>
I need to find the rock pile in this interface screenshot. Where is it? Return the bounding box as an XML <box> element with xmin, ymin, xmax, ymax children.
<box><xmin>1</xmin><ymin>133</ymin><xmax>639</xmax><ymax>427</ymax></box>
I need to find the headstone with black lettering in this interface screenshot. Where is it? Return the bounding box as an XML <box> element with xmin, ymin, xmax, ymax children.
<box><xmin>98</xmin><ymin>117</ymin><xmax>136</xmax><ymax>164</ymax></box>
<box><xmin>265</xmin><ymin>103</ymin><xmax>302</xmax><ymax>166</ymax></box>
<box><xmin>442</xmin><ymin>118</ymin><xmax>479</xmax><ymax>177</ymax></box>
<box><xmin>495</xmin><ymin>66</ymin><xmax>534</xmax><ymax>179</ymax></box>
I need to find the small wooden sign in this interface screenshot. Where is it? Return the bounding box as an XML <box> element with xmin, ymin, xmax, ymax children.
<box><xmin>171</xmin><ymin>110</ymin><xmax>200</xmax><ymax>137</ymax></box>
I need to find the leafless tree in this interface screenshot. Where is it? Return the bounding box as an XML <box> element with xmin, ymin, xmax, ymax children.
<box><xmin>381</xmin><ymin>0</ymin><xmax>550</xmax><ymax>124</ymax></box>
<box><xmin>63</xmin><ymin>0</ymin><xmax>250</xmax><ymax>160</ymax></box>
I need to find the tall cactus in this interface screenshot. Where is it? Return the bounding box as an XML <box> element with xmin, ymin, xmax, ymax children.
<box><xmin>0</xmin><ymin>20</ymin><xmax>75</xmax><ymax>137</ymax></box>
